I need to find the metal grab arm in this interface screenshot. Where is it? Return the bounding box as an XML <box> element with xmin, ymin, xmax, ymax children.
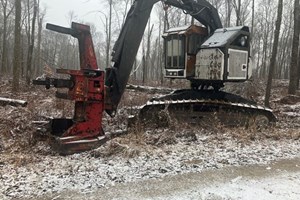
<box><xmin>33</xmin><ymin>77</ymin><xmax>74</xmax><ymax>89</ymax></box>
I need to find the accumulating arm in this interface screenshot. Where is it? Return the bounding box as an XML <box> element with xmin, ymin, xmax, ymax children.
<box><xmin>105</xmin><ymin>0</ymin><xmax>222</xmax><ymax>115</ymax></box>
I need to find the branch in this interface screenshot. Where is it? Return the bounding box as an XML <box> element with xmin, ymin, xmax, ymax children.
<box><xmin>0</xmin><ymin>97</ymin><xmax>28</xmax><ymax>107</ymax></box>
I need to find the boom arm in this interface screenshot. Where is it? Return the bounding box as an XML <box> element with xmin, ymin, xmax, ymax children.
<box><xmin>105</xmin><ymin>0</ymin><xmax>223</xmax><ymax>115</ymax></box>
<box><xmin>165</xmin><ymin>0</ymin><xmax>222</xmax><ymax>32</ymax></box>
<box><xmin>105</xmin><ymin>0</ymin><xmax>159</xmax><ymax>114</ymax></box>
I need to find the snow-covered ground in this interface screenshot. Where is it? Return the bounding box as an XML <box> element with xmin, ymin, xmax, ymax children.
<box><xmin>44</xmin><ymin>157</ymin><xmax>300</xmax><ymax>200</ymax></box>
<box><xmin>1</xmin><ymin>131</ymin><xmax>300</xmax><ymax>199</ymax></box>
<box><xmin>1</xmin><ymin>79</ymin><xmax>300</xmax><ymax>199</ymax></box>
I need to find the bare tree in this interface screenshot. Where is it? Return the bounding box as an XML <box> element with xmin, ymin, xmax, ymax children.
<box><xmin>251</xmin><ymin>0</ymin><xmax>254</xmax><ymax>34</ymax></box>
<box><xmin>288</xmin><ymin>0</ymin><xmax>300</xmax><ymax>94</ymax></box>
<box><xmin>264</xmin><ymin>0</ymin><xmax>283</xmax><ymax>107</ymax></box>
<box><xmin>66</xmin><ymin>10</ymin><xmax>77</xmax><ymax>25</ymax></box>
<box><xmin>34</xmin><ymin>4</ymin><xmax>44</xmax><ymax>76</ymax></box>
<box><xmin>225</xmin><ymin>0</ymin><xmax>232</xmax><ymax>27</ymax></box>
<box><xmin>12</xmin><ymin>0</ymin><xmax>21</xmax><ymax>92</ymax></box>
<box><xmin>98</xmin><ymin>0</ymin><xmax>114</xmax><ymax>68</ymax></box>
<box><xmin>1</xmin><ymin>0</ymin><xmax>14</xmax><ymax>74</ymax></box>
<box><xmin>107</xmin><ymin>0</ymin><xmax>112</xmax><ymax>68</ymax></box>
<box><xmin>255</xmin><ymin>1</ymin><xmax>276</xmax><ymax>78</ymax></box>
<box><xmin>156</xmin><ymin>3</ymin><xmax>165</xmax><ymax>84</ymax></box>
<box><xmin>232</xmin><ymin>0</ymin><xmax>241</xmax><ymax>25</ymax></box>
<box><xmin>26</xmin><ymin>0</ymin><xmax>37</xmax><ymax>84</ymax></box>
<box><xmin>276</xmin><ymin>5</ymin><xmax>293</xmax><ymax>79</ymax></box>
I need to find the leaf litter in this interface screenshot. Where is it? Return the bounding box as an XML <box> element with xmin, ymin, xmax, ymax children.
<box><xmin>0</xmin><ymin>79</ymin><xmax>300</xmax><ymax>199</ymax></box>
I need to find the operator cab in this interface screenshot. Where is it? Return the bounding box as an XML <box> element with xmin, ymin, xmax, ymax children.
<box><xmin>163</xmin><ymin>25</ymin><xmax>208</xmax><ymax>79</ymax></box>
<box><xmin>195</xmin><ymin>26</ymin><xmax>252</xmax><ymax>82</ymax></box>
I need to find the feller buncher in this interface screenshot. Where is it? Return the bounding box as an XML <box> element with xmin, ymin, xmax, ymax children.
<box><xmin>34</xmin><ymin>0</ymin><xmax>276</xmax><ymax>154</ymax></box>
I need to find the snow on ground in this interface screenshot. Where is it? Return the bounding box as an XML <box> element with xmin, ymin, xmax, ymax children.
<box><xmin>1</xmin><ymin>132</ymin><xmax>300</xmax><ymax>199</ymax></box>
<box><xmin>75</xmin><ymin>158</ymin><xmax>300</xmax><ymax>200</ymax></box>
<box><xmin>0</xmin><ymin>79</ymin><xmax>300</xmax><ymax>199</ymax></box>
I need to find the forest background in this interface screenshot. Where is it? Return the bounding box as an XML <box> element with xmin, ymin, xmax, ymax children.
<box><xmin>0</xmin><ymin>0</ymin><xmax>299</xmax><ymax>105</ymax></box>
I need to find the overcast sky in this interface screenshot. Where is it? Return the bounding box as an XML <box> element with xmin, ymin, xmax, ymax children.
<box><xmin>40</xmin><ymin>0</ymin><xmax>104</xmax><ymax>29</ymax></box>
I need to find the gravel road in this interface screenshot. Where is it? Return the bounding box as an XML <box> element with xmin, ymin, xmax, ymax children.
<box><xmin>1</xmin><ymin>132</ymin><xmax>300</xmax><ymax>200</ymax></box>
<box><xmin>37</xmin><ymin>157</ymin><xmax>300</xmax><ymax>200</ymax></box>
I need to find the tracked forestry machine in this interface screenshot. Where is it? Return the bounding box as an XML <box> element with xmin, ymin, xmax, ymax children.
<box><xmin>34</xmin><ymin>0</ymin><xmax>276</xmax><ymax>154</ymax></box>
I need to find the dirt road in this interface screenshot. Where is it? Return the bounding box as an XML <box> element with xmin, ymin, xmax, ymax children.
<box><xmin>42</xmin><ymin>157</ymin><xmax>300</xmax><ymax>200</ymax></box>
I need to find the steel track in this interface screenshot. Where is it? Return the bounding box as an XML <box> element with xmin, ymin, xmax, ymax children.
<box><xmin>137</xmin><ymin>90</ymin><xmax>276</xmax><ymax>128</ymax></box>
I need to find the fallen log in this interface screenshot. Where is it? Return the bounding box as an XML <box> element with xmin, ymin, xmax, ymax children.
<box><xmin>0</xmin><ymin>97</ymin><xmax>28</xmax><ymax>107</ymax></box>
<box><xmin>126</xmin><ymin>84</ymin><xmax>173</xmax><ymax>94</ymax></box>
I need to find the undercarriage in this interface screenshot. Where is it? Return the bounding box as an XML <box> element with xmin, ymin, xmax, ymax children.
<box><xmin>137</xmin><ymin>89</ymin><xmax>276</xmax><ymax>129</ymax></box>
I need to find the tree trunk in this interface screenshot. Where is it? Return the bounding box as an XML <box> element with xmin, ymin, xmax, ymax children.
<box><xmin>232</xmin><ymin>0</ymin><xmax>241</xmax><ymax>26</ymax></box>
<box><xmin>12</xmin><ymin>0</ymin><xmax>22</xmax><ymax>92</ymax></box>
<box><xmin>236</xmin><ymin>0</ymin><xmax>241</xmax><ymax>26</ymax></box>
<box><xmin>264</xmin><ymin>0</ymin><xmax>283</xmax><ymax>107</ymax></box>
<box><xmin>0</xmin><ymin>97</ymin><xmax>27</xmax><ymax>107</ymax></box>
<box><xmin>1</xmin><ymin>10</ymin><xmax>8</xmax><ymax>74</ymax></box>
<box><xmin>145</xmin><ymin>21</ymin><xmax>153</xmax><ymax>83</ymax></box>
<box><xmin>288</xmin><ymin>0</ymin><xmax>300</xmax><ymax>94</ymax></box>
<box><xmin>159</xmin><ymin>9</ymin><xmax>164</xmax><ymax>85</ymax></box>
<box><xmin>1</xmin><ymin>0</ymin><xmax>13</xmax><ymax>74</ymax></box>
<box><xmin>26</xmin><ymin>0</ymin><xmax>37</xmax><ymax>84</ymax></box>
<box><xmin>164</xmin><ymin>5</ymin><xmax>169</xmax><ymax>32</ymax></box>
<box><xmin>133</xmin><ymin>58</ymin><xmax>137</xmax><ymax>81</ymax></box>
<box><xmin>225</xmin><ymin>0</ymin><xmax>232</xmax><ymax>27</ymax></box>
<box><xmin>35</xmin><ymin>9</ymin><xmax>43</xmax><ymax>76</ymax></box>
<box><xmin>106</xmin><ymin>0</ymin><xmax>112</xmax><ymax>68</ymax></box>
<box><xmin>251</xmin><ymin>0</ymin><xmax>255</xmax><ymax>34</ymax></box>
<box><xmin>142</xmin><ymin>55</ymin><xmax>146</xmax><ymax>85</ymax></box>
